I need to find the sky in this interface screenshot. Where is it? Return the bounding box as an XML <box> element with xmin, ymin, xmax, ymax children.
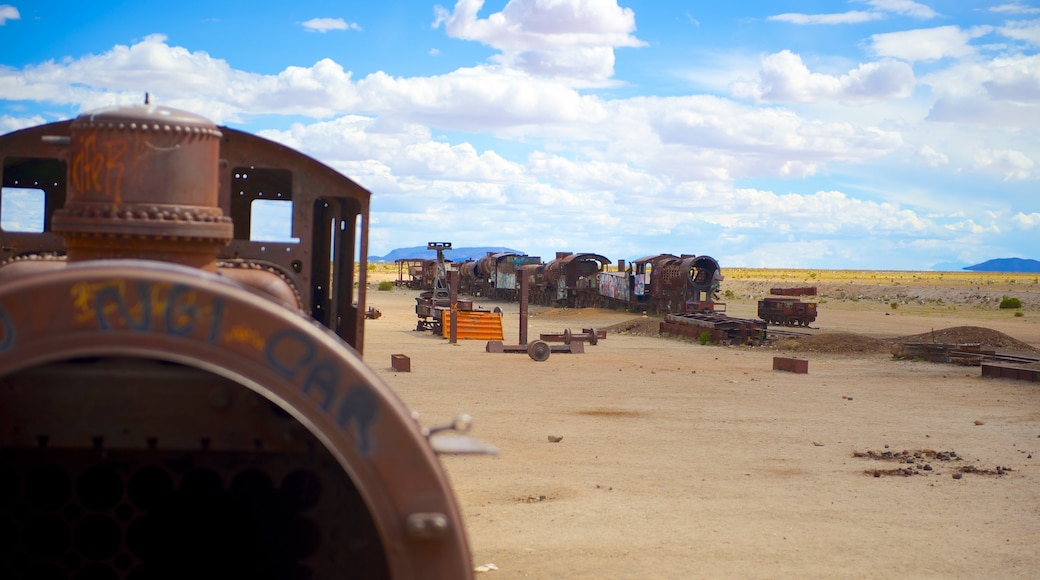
<box><xmin>1</xmin><ymin>0</ymin><xmax>1038</xmax><ymax>270</ymax></box>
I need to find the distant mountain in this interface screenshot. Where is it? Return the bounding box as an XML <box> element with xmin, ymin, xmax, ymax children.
<box><xmin>963</xmin><ymin>257</ymin><xmax>1040</xmax><ymax>273</ymax></box>
<box><xmin>370</xmin><ymin>246</ymin><xmax>527</xmax><ymax>263</ymax></box>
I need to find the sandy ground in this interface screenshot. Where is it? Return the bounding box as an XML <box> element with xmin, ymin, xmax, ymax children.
<box><xmin>359</xmin><ymin>275</ymin><xmax>1040</xmax><ymax>579</ymax></box>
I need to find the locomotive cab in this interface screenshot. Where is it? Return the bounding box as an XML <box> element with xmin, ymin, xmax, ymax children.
<box><xmin>0</xmin><ymin>106</ymin><xmax>479</xmax><ymax>578</ymax></box>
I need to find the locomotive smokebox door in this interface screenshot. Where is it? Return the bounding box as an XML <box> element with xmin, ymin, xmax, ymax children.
<box><xmin>0</xmin><ymin>105</ymin><xmax>476</xmax><ymax>579</ymax></box>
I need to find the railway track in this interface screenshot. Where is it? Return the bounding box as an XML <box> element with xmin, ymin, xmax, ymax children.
<box><xmin>765</xmin><ymin>328</ymin><xmax>814</xmax><ymax>338</ymax></box>
<box><xmin>951</xmin><ymin>350</ymin><xmax>1040</xmax><ymax>366</ymax></box>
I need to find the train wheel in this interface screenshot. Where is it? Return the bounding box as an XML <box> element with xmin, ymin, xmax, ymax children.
<box><xmin>527</xmin><ymin>340</ymin><xmax>551</xmax><ymax>362</ymax></box>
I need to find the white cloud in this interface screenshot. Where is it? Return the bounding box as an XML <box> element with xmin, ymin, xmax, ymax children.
<box><xmin>301</xmin><ymin>18</ymin><xmax>361</xmax><ymax>33</ymax></box>
<box><xmin>768</xmin><ymin>11</ymin><xmax>880</xmax><ymax>25</ymax></box>
<box><xmin>999</xmin><ymin>19</ymin><xmax>1040</xmax><ymax>46</ymax></box>
<box><xmin>923</xmin><ymin>53</ymin><xmax>1040</xmax><ymax>127</ymax></box>
<box><xmin>768</xmin><ymin>0</ymin><xmax>936</xmax><ymax>26</ymax></box>
<box><xmin>1011</xmin><ymin>212</ymin><xmax>1040</xmax><ymax>228</ymax></box>
<box><xmin>991</xmin><ymin>4</ymin><xmax>1040</xmax><ymax>16</ymax></box>
<box><xmin>1</xmin><ymin>30</ymin><xmax>1036</xmax><ymax>269</ymax></box>
<box><xmin>432</xmin><ymin>0</ymin><xmax>645</xmax><ymax>83</ymax></box>
<box><xmin>0</xmin><ymin>4</ymin><xmax>18</xmax><ymax>25</ymax></box>
<box><xmin>0</xmin><ymin>114</ymin><xmax>47</xmax><ymax>134</ymax></box>
<box><xmin>972</xmin><ymin>148</ymin><xmax>1035</xmax><ymax>181</ymax></box>
<box><xmin>870</xmin><ymin>25</ymin><xmax>990</xmax><ymax>61</ymax></box>
<box><xmin>916</xmin><ymin>145</ymin><xmax>948</xmax><ymax>167</ymax></box>
<box><xmin>731</xmin><ymin>50</ymin><xmax>915</xmax><ymax>103</ymax></box>
<box><xmin>944</xmin><ymin>219</ymin><xmax>999</xmax><ymax>234</ymax></box>
<box><xmin>982</xmin><ymin>53</ymin><xmax>1040</xmax><ymax>102</ymax></box>
<box><xmin>862</xmin><ymin>0</ymin><xmax>938</xmax><ymax>19</ymax></box>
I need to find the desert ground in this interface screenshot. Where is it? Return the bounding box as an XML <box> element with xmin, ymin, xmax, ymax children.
<box><xmin>360</xmin><ymin>266</ymin><xmax>1039</xmax><ymax>579</ymax></box>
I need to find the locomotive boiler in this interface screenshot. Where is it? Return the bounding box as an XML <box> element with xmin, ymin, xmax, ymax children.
<box><xmin>0</xmin><ymin>105</ymin><xmax>482</xmax><ymax>578</ymax></box>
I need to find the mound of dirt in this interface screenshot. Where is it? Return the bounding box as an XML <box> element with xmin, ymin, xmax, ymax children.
<box><xmin>772</xmin><ymin>333</ymin><xmax>890</xmax><ymax>354</ymax></box>
<box><xmin>601</xmin><ymin>317</ymin><xmax>662</xmax><ymax>337</ymax></box>
<box><xmin>892</xmin><ymin>326</ymin><xmax>1039</xmax><ymax>352</ymax></box>
<box><xmin>771</xmin><ymin>326</ymin><xmax>1038</xmax><ymax>355</ymax></box>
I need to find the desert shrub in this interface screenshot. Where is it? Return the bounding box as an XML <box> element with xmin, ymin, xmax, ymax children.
<box><xmin>697</xmin><ymin>331</ymin><xmax>713</xmax><ymax>345</ymax></box>
<box><xmin>377</xmin><ymin>280</ymin><xmax>393</xmax><ymax>291</ymax></box>
<box><xmin>1014</xmin><ymin>311</ymin><xmax>1024</xmax><ymax>317</ymax></box>
<box><xmin>724</xmin><ymin>290</ymin><xmax>735</xmax><ymax>299</ymax></box>
<box><xmin>999</xmin><ymin>296</ymin><xmax>1022</xmax><ymax>309</ymax></box>
<box><xmin>368</xmin><ymin>263</ymin><xmax>376</xmax><ymax>271</ymax></box>
<box><xmin>889</xmin><ymin>301</ymin><xmax>898</xmax><ymax>310</ymax></box>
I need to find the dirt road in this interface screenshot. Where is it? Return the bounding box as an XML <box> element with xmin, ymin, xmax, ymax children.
<box><xmin>360</xmin><ymin>279</ymin><xmax>1040</xmax><ymax>579</ymax></box>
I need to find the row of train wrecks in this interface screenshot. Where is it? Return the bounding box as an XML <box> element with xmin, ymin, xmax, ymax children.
<box><xmin>404</xmin><ymin>246</ymin><xmax>819</xmax><ymax>346</ymax></box>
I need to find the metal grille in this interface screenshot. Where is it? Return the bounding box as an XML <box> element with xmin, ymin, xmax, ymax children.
<box><xmin>1</xmin><ymin>448</ymin><xmax>388</xmax><ymax>579</ymax></box>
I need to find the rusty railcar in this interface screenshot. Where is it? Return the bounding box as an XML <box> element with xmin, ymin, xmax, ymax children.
<box><xmin>757</xmin><ymin>297</ymin><xmax>818</xmax><ymax>327</ymax></box>
<box><xmin>0</xmin><ymin>105</ymin><xmax>483</xmax><ymax>578</ymax></box>
<box><xmin>531</xmin><ymin>252</ymin><xmax>610</xmax><ymax>307</ymax></box>
<box><xmin>595</xmin><ymin>254</ymin><xmax>724</xmax><ymax>314</ymax></box>
<box><xmin>474</xmin><ymin>252</ymin><xmax>541</xmax><ymax>300</ymax></box>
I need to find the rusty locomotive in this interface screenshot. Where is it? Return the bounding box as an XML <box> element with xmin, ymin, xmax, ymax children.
<box><xmin>0</xmin><ymin>105</ymin><xmax>487</xmax><ymax>578</ymax></box>
<box><xmin>445</xmin><ymin>251</ymin><xmax>725</xmax><ymax>314</ymax></box>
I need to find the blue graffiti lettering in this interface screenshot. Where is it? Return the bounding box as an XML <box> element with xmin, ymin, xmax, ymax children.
<box><xmin>264</xmin><ymin>327</ymin><xmax>378</xmax><ymax>453</ymax></box>
<box><xmin>165</xmin><ymin>284</ymin><xmax>197</xmax><ymax>336</ymax></box>
<box><xmin>265</xmin><ymin>328</ymin><xmax>315</xmax><ymax>378</ymax></box>
<box><xmin>95</xmin><ymin>282</ymin><xmax>151</xmax><ymax>331</ymax></box>
<box><xmin>337</xmin><ymin>387</ymin><xmax>377</xmax><ymax>453</ymax></box>
<box><xmin>302</xmin><ymin>361</ymin><xmax>339</xmax><ymax>413</ymax></box>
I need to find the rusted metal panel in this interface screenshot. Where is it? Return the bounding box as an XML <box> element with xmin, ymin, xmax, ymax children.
<box><xmin>773</xmin><ymin>357</ymin><xmax>809</xmax><ymax>373</ymax></box>
<box><xmin>770</xmin><ymin>286</ymin><xmax>818</xmax><ymax>296</ymax></box>
<box><xmin>439</xmin><ymin>310</ymin><xmax>504</xmax><ymax>340</ymax></box>
<box><xmin>662</xmin><ymin>312</ymin><xmax>766</xmax><ymax>344</ymax></box>
<box><xmin>981</xmin><ymin>364</ymin><xmax>1040</xmax><ymax>382</ymax></box>
<box><xmin>596</xmin><ymin>271</ymin><xmax>630</xmax><ymax>302</ymax></box>
<box><xmin>392</xmin><ymin>354</ymin><xmax>411</xmax><ymax>372</ymax></box>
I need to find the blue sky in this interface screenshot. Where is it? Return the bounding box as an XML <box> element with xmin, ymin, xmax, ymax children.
<box><xmin>1</xmin><ymin>1</ymin><xmax>1038</xmax><ymax>270</ymax></box>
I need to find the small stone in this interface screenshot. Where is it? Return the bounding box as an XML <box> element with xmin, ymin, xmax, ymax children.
<box><xmin>923</xmin><ymin>464</ymin><xmax>933</xmax><ymax>471</ymax></box>
<box><xmin>974</xmin><ymin>419</ymin><xmax>985</xmax><ymax>425</ymax></box>
<box><xmin>547</xmin><ymin>435</ymin><xmax>563</xmax><ymax>443</ymax></box>
<box><xmin>952</xmin><ymin>472</ymin><xmax>963</xmax><ymax>480</ymax></box>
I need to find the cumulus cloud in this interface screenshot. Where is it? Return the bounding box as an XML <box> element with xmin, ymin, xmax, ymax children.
<box><xmin>0</xmin><ymin>4</ymin><xmax>18</xmax><ymax>25</ymax></box>
<box><xmin>1</xmin><ymin>28</ymin><xmax>1035</xmax><ymax>269</ymax></box>
<box><xmin>869</xmin><ymin>25</ymin><xmax>990</xmax><ymax>61</ymax></box>
<box><xmin>972</xmin><ymin>148</ymin><xmax>1035</xmax><ymax>181</ymax></box>
<box><xmin>917</xmin><ymin>145</ymin><xmax>949</xmax><ymax>167</ymax></box>
<box><xmin>999</xmin><ymin>19</ymin><xmax>1040</xmax><ymax>46</ymax></box>
<box><xmin>432</xmin><ymin>0</ymin><xmax>645</xmax><ymax>83</ymax></box>
<box><xmin>982</xmin><ymin>53</ymin><xmax>1040</xmax><ymax>102</ymax></box>
<box><xmin>1011</xmin><ymin>212</ymin><xmax>1040</xmax><ymax>228</ymax></box>
<box><xmin>0</xmin><ymin>114</ymin><xmax>47</xmax><ymax>134</ymax></box>
<box><xmin>301</xmin><ymin>18</ymin><xmax>361</xmax><ymax>33</ymax></box>
<box><xmin>730</xmin><ymin>50</ymin><xmax>915</xmax><ymax>103</ymax></box>
<box><xmin>923</xmin><ymin>53</ymin><xmax>1040</xmax><ymax>127</ymax></box>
